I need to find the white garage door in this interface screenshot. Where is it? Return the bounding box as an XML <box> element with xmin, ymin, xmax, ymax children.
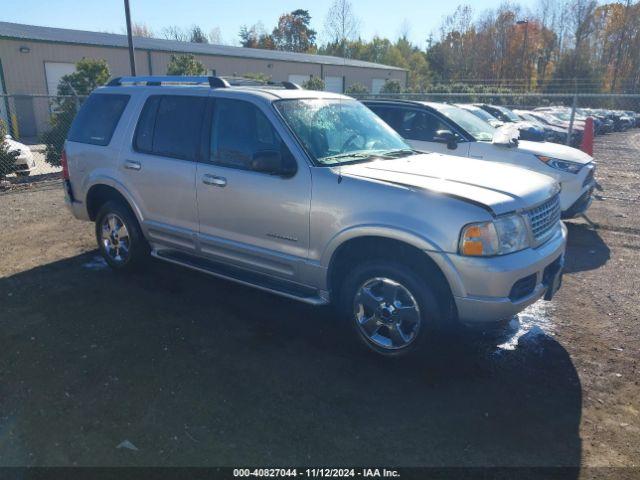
<box><xmin>372</xmin><ymin>79</ymin><xmax>387</xmax><ymax>94</ymax></box>
<box><xmin>288</xmin><ymin>74</ymin><xmax>310</xmax><ymax>87</ymax></box>
<box><xmin>324</xmin><ymin>76</ymin><xmax>344</xmax><ymax>93</ymax></box>
<box><xmin>45</xmin><ymin>62</ymin><xmax>76</xmax><ymax>95</ymax></box>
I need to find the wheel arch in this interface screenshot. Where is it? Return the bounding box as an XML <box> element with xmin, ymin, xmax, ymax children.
<box><xmin>85</xmin><ymin>180</ymin><xmax>143</xmax><ymax>223</ymax></box>
<box><xmin>325</xmin><ymin>233</ymin><xmax>457</xmax><ymax>320</ymax></box>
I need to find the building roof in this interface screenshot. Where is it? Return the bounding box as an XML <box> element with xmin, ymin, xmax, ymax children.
<box><xmin>0</xmin><ymin>21</ymin><xmax>405</xmax><ymax>71</ymax></box>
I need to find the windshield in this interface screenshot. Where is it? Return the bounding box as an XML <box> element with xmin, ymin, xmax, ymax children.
<box><xmin>457</xmin><ymin>105</ymin><xmax>499</xmax><ymax>124</ymax></box>
<box><xmin>495</xmin><ymin>106</ymin><xmax>521</xmax><ymax>122</ymax></box>
<box><xmin>433</xmin><ymin>104</ymin><xmax>495</xmax><ymax>142</ymax></box>
<box><xmin>275</xmin><ymin>99</ymin><xmax>411</xmax><ymax>166</ymax></box>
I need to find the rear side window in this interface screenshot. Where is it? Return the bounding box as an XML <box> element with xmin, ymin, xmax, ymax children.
<box><xmin>133</xmin><ymin>95</ymin><xmax>206</xmax><ymax>160</ymax></box>
<box><xmin>67</xmin><ymin>94</ymin><xmax>130</xmax><ymax>146</ymax></box>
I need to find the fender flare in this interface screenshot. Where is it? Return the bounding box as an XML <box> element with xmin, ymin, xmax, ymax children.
<box><xmin>83</xmin><ymin>173</ymin><xmax>145</xmax><ymax>224</ymax></box>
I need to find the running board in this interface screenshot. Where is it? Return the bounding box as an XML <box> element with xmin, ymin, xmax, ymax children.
<box><xmin>151</xmin><ymin>249</ymin><xmax>328</xmax><ymax>306</ymax></box>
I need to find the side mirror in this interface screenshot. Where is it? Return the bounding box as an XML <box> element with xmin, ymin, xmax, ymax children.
<box><xmin>434</xmin><ymin>130</ymin><xmax>458</xmax><ymax>150</ymax></box>
<box><xmin>251</xmin><ymin>150</ymin><xmax>296</xmax><ymax>177</ymax></box>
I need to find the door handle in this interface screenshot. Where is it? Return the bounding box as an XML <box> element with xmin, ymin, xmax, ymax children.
<box><xmin>470</xmin><ymin>155</ymin><xmax>484</xmax><ymax>159</ymax></box>
<box><xmin>202</xmin><ymin>174</ymin><xmax>227</xmax><ymax>187</ymax></box>
<box><xmin>124</xmin><ymin>160</ymin><xmax>142</xmax><ymax>171</ymax></box>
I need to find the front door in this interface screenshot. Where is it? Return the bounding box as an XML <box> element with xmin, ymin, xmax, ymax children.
<box><xmin>196</xmin><ymin>97</ymin><xmax>311</xmax><ymax>281</ymax></box>
<box><xmin>369</xmin><ymin>105</ymin><xmax>470</xmax><ymax>156</ymax></box>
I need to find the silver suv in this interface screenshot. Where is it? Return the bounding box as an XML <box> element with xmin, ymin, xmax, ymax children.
<box><xmin>63</xmin><ymin>76</ymin><xmax>566</xmax><ymax>357</ymax></box>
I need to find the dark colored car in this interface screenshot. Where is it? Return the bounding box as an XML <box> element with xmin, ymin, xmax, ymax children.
<box><xmin>476</xmin><ymin>104</ymin><xmax>546</xmax><ymax>142</ymax></box>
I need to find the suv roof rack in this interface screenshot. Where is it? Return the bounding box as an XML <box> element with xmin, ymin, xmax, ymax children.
<box><xmin>107</xmin><ymin>76</ymin><xmax>302</xmax><ymax>90</ymax></box>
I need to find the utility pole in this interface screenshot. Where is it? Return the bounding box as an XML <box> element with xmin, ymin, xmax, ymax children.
<box><xmin>517</xmin><ymin>20</ymin><xmax>529</xmax><ymax>92</ymax></box>
<box><xmin>124</xmin><ymin>0</ymin><xmax>136</xmax><ymax>76</ymax></box>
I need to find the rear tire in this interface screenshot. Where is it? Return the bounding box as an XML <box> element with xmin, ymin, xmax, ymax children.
<box><xmin>95</xmin><ymin>200</ymin><xmax>148</xmax><ymax>272</ymax></box>
<box><xmin>338</xmin><ymin>260</ymin><xmax>444</xmax><ymax>357</ymax></box>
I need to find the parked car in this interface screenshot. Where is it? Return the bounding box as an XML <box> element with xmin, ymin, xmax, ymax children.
<box><xmin>512</xmin><ymin>109</ymin><xmax>570</xmax><ymax>144</ymax></box>
<box><xmin>456</xmin><ymin>104</ymin><xmax>504</xmax><ymax>128</ymax></box>
<box><xmin>63</xmin><ymin>76</ymin><xmax>566</xmax><ymax>357</ymax></box>
<box><xmin>527</xmin><ymin>111</ymin><xmax>585</xmax><ymax>145</ymax></box>
<box><xmin>475</xmin><ymin>104</ymin><xmax>546</xmax><ymax>141</ymax></box>
<box><xmin>363</xmin><ymin>100</ymin><xmax>596</xmax><ymax>218</ymax></box>
<box><xmin>4</xmin><ymin>134</ymin><xmax>35</xmax><ymax>176</ymax></box>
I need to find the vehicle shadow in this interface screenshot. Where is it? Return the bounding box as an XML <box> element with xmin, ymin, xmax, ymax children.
<box><xmin>0</xmin><ymin>252</ymin><xmax>581</xmax><ymax>471</ymax></box>
<box><xmin>564</xmin><ymin>221</ymin><xmax>610</xmax><ymax>274</ymax></box>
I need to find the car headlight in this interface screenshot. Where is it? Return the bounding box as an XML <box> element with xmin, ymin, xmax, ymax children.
<box><xmin>536</xmin><ymin>155</ymin><xmax>584</xmax><ymax>174</ymax></box>
<box><xmin>459</xmin><ymin>214</ymin><xmax>529</xmax><ymax>256</ymax></box>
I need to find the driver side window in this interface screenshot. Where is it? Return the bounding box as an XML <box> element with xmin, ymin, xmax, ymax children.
<box><xmin>210</xmin><ymin>98</ymin><xmax>294</xmax><ymax>172</ymax></box>
<box><xmin>402</xmin><ymin>110</ymin><xmax>452</xmax><ymax>142</ymax></box>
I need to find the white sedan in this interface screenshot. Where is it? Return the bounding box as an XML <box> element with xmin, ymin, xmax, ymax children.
<box><xmin>4</xmin><ymin>134</ymin><xmax>35</xmax><ymax>176</ymax></box>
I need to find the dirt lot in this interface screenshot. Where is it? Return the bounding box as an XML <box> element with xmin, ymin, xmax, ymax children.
<box><xmin>0</xmin><ymin>132</ymin><xmax>639</xmax><ymax>472</ymax></box>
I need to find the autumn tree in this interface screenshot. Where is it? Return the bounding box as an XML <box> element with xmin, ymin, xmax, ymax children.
<box><xmin>239</xmin><ymin>23</ymin><xmax>275</xmax><ymax>49</ymax></box>
<box><xmin>272</xmin><ymin>9</ymin><xmax>317</xmax><ymax>53</ymax></box>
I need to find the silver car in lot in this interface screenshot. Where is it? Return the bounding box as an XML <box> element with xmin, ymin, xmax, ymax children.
<box><xmin>63</xmin><ymin>76</ymin><xmax>566</xmax><ymax>357</ymax></box>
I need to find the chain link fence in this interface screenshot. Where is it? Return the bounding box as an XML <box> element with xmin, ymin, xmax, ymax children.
<box><xmin>0</xmin><ymin>94</ymin><xmax>87</xmax><ymax>185</ymax></box>
<box><xmin>1</xmin><ymin>90</ymin><xmax>638</xmax><ymax>188</ymax></box>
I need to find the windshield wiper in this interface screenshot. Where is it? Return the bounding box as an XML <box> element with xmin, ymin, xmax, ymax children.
<box><xmin>320</xmin><ymin>152</ymin><xmax>373</xmax><ymax>164</ymax></box>
<box><xmin>379</xmin><ymin>148</ymin><xmax>416</xmax><ymax>158</ymax></box>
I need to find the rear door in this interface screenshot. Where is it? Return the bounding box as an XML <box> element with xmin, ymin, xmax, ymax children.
<box><xmin>195</xmin><ymin>97</ymin><xmax>311</xmax><ymax>282</ymax></box>
<box><xmin>121</xmin><ymin>93</ymin><xmax>206</xmax><ymax>252</ymax></box>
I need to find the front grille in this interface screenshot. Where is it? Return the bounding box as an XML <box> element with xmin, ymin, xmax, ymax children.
<box><xmin>526</xmin><ymin>194</ymin><xmax>561</xmax><ymax>245</ymax></box>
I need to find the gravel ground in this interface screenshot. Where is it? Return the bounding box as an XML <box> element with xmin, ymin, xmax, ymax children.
<box><xmin>0</xmin><ymin>132</ymin><xmax>638</xmax><ymax>472</ymax></box>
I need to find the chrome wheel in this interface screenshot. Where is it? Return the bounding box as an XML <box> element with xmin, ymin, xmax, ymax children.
<box><xmin>353</xmin><ymin>277</ymin><xmax>421</xmax><ymax>350</ymax></box>
<box><xmin>100</xmin><ymin>213</ymin><xmax>130</xmax><ymax>264</ymax></box>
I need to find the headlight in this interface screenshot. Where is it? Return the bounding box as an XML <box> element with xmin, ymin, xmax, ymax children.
<box><xmin>459</xmin><ymin>214</ymin><xmax>529</xmax><ymax>256</ymax></box>
<box><xmin>536</xmin><ymin>155</ymin><xmax>584</xmax><ymax>174</ymax></box>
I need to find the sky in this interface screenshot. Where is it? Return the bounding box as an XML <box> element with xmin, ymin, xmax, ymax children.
<box><xmin>2</xmin><ymin>0</ymin><xmax>538</xmax><ymax>48</ymax></box>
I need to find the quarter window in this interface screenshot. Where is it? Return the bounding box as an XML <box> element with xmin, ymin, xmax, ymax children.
<box><xmin>67</xmin><ymin>93</ymin><xmax>130</xmax><ymax>146</ymax></box>
<box><xmin>133</xmin><ymin>95</ymin><xmax>206</xmax><ymax>160</ymax></box>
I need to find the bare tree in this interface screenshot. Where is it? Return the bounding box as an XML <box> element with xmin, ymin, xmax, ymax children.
<box><xmin>131</xmin><ymin>22</ymin><xmax>154</xmax><ymax>38</ymax></box>
<box><xmin>324</xmin><ymin>0</ymin><xmax>361</xmax><ymax>44</ymax></box>
<box><xmin>162</xmin><ymin>26</ymin><xmax>189</xmax><ymax>42</ymax></box>
<box><xmin>209</xmin><ymin>26</ymin><xmax>224</xmax><ymax>45</ymax></box>
<box><xmin>398</xmin><ymin>19</ymin><xmax>412</xmax><ymax>40</ymax></box>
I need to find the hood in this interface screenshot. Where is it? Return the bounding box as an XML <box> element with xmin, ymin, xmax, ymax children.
<box><xmin>338</xmin><ymin>153</ymin><xmax>559</xmax><ymax>216</ymax></box>
<box><xmin>516</xmin><ymin>140</ymin><xmax>593</xmax><ymax>164</ymax></box>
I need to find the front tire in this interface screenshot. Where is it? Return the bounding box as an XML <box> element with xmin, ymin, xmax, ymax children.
<box><xmin>95</xmin><ymin>200</ymin><xmax>148</xmax><ymax>271</ymax></box>
<box><xmin>339</xmin><ymin>260</ymin><xmax>444</xmax><ymax>357</ymax></box>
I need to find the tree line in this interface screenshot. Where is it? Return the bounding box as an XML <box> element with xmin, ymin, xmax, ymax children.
<box><xmin>134</xmin><ymin>0</ymin><xmax>640</xmax><ymax>95</ymax></box>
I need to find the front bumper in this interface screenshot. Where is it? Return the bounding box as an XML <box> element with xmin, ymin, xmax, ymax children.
<box><xmin>438</xmin><ymin>223</ymin><xmax>566</xmax><ymax>324</ymax></box>
<box><xmin>558</xmin><ymin>163</ymin><xmax>596</xmax><ymax>217</ymax></box>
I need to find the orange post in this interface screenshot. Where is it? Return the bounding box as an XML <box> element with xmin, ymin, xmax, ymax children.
<box><xmin>580</xmin><ymin>117</ymin><xmax>594</xmax><ymax>156</ymax></box>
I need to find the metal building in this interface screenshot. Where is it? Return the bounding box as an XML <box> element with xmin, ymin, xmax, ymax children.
<box><xmin>0</xmin><ymin>21</ymin><xmax>406</xmax><ymax>137</ymax></box>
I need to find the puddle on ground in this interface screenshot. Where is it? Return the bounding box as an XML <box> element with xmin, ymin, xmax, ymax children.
<box><xmin>82</xmin><ymin>256</ymin><xmax>108</xmax><ymax>271</ymax></box>
<box><xmin>494</xmin><ymin>301</ymin><xmax>554</xmax><ymax>353</ymax></box>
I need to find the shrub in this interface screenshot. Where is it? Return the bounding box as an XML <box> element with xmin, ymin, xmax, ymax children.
<box><xmin>302</xmin><ymin>76</ymin><xmax>325</xmax><ymax>91</ymax></box>
<box><xmin>380</xmin><ymin>79</ymin><xmax>402</xmax><ymax>94</ymax></box>
<box><xmin>345</xmin><ymin>82</ymin><xmax>369</xmax><ymax>96</ymax></box>
<box><xmin>166</xmin><ymin>54</ymin><xmax>206</xmax><ymax>75</ymax></box>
